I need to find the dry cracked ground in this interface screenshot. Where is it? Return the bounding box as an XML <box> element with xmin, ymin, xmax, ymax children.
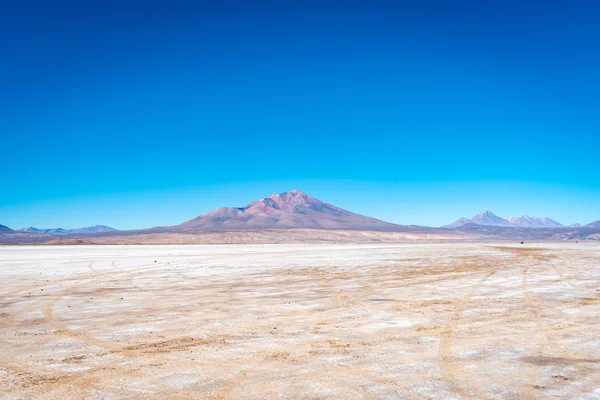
<box><xmin>1</xmin><ymin>242</ymin><xmax>600</xmax><ymax>399</ymax></box>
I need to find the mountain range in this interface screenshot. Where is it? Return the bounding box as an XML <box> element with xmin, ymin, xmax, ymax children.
<box><xmin>1</xmin><ymin>190</ymin><xmax>600</xmax><ymax>243</ymax></box>
<box><xmin>442</xmin><ymin>211</ymin><xmax>600</xmax><ymax>241</ymax></box>
<box><xmin>444</xmin><ymin>211</ymin><xmax>569</xmax><ymax>229</ymax></box>
<box><xmin>507</xmin><ymin>216</ymin><xmax>564</xmax><ymax>228</ymax></box>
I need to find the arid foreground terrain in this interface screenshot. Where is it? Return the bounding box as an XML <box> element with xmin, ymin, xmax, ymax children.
<box><xmin>1</xmin><ymin>243</ymin><xmax>599</xmax><ymax>399</ymax></box>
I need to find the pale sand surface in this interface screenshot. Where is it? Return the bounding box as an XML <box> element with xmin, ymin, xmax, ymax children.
<box><xmin>1</xmin><ymin>242</ymin><xmax>600</xmax><ymax>399</ymax></box>
<box><xmin>43</xmin><ymin>228</ymin><xmax>469</xmax><ymax>245</ymax></box>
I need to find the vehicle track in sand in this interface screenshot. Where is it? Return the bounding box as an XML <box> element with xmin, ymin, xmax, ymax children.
<box><xmin>437</xmin><ymin>268</ymin><xmax>497</xmax><ymax>399</ymax></box>
<box><xmin>523</xmin><ymin>265</ymin><xmax>600</xmax><ymax>398</ymax></box>
<box><xmin>6</xmin><ymin>257</ymin><xmax>233</xmax><ymax>397</ymax></box>
<box><xmin>39</xmin><ymin>259</ymin><xmax>190</xmax><ymax>351</ymax></box>
<box><xmin>307</xmin><ymin>265</ymin><xmax>432</xmax><ymax>399</ymax></box>
<box><xmin>495</xmin><ymin>246</ymin><xmax>600</xmax><ymax>398</ymax></box>
<box><xmin>29</xmin><ymin>253</ymin><xmax>338</xmax><ymax>398</ymax></box>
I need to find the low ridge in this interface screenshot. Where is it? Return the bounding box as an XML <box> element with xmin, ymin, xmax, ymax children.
<box><xmin>18</xmin><ymin>225</ymin><xmax>117</xmax><ymax>235</ymax></box>
<box><xmin>442</xmin><ymin>217</ymin><xmax>473</xmax><ymax>229</ymax></box>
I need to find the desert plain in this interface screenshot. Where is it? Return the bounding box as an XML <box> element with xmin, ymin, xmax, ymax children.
<box><xmin>1</xmin><ymin>242</ymin><xmax>600</xmax><ymax>399</ymax></box>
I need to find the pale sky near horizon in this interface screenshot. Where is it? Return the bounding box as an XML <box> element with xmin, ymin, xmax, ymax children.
<box><xmin>1</xmin><ymin>181</ymin><xmax>598</xmax><ymax>230</ymax></box>
<box><xmin>2</xmin><ymin>1</ymin><xmax>599</xmax><ymax>229</ymax></box>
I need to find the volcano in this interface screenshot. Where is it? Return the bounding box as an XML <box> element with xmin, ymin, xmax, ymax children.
<box><xmin>175</xmin><ymin>190</ymin><xmax>408</xmax><ymax>231</ymax></box>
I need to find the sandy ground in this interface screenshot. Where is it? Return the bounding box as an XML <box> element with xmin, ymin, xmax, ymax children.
<box><xmin>1</xmin><ymin>242</ymin><xmax>600</xmax><ymax>399</ymax></box>
<box><xmin>42</xmin><ymin>228</ymin><xmax>469</xmax><ymax>245</ymax></box>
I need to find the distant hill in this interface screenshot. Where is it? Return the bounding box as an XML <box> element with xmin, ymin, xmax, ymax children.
<box><xmin>0</xmin><ymin>224</ymin><xmax>13</xmax><ymax>233</ymax></box>
<box><xmin>18</xmin><ymin>225</ymin><xmax>117</xmax><ymax>235</ymax></box>
<box><xmin>176</xmin><ymin>190</ymin><xmax>415</xmax><ymax>232</ymax></box>
<box><xmin>442</xmin><ymin>217</ymin><xmax>473</xmax><ymax>229</ymax></box>
<box><xmin>69</xmin><ymin>225</ymin><xmax>118</xmax><ymax>234</ymax></box>
<box><xmin>586</xmin><ymin>220</ymin><xmax>600</xmax><ymax>228</ymax></box>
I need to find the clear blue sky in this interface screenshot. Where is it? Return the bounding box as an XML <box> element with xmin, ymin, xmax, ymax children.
<box><xmin>1</xmin><ymin>0</ymin><xmax>599</xmax><ymax>229</ymax></box>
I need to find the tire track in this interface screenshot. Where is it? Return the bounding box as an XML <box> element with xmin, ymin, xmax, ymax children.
<box><xmin>438</xmin><ymin>269</ymin><xmax>497</xmax><ymax>399</ymax></box>
<box><xmin>495</xmin><ymin>247</ymin><xmax>600</xmax><ymax>398</ymax></box>
<box><xmin>520</xmin><ymin>261</ymin><xmax>600</xmax><ymax>398</ymax></box>
<box><xmin>0</xmin><ymin>261</ymin><xmax>106</xmax><ymax>328</ymax></box>
<box><xmin>40</xmin><ymin>259</ymin><xmax>186</xmax><ymax>351</ymax></box>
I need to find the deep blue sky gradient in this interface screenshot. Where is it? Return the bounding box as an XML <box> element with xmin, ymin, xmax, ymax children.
<box><xmin>1</xmin><ymin>1</ymin><xmax>599</xmax><ymax>228</ymax></box>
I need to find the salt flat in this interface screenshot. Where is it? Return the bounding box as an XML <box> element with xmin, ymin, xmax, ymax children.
<box><xmin>1</xmin><ymin>242</ymin><xmax>600</xmax><ymax>399</ymax></box>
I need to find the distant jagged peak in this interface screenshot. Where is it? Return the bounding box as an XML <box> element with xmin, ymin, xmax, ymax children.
<box><xmin>474</xmin><ymin>210</ymin><xmax>495</xmax><ymax>217</ymax></box>
<box><xmin>470</xmin><ymin>210</ymin><xmax>513</xmax><ymax>227</ymax></box>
